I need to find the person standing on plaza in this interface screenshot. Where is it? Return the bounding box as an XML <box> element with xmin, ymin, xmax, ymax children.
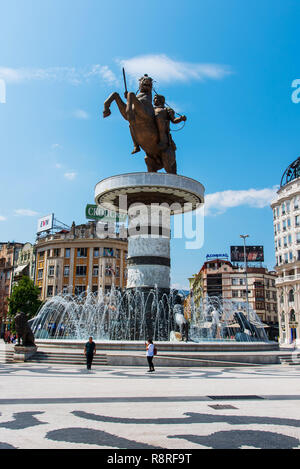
<box><xmin>84</xmin><ymin>337</ymin><xmax>96</xmax><ymax>371</ymax></box>
<box><xmin>146</xmin><ymin>339</ymin><xmax>156</xmax><ymax>372</ymax></box>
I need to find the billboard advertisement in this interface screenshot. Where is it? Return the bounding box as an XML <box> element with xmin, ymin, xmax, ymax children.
<box><xmin>230</xmin><ymin>245</ymin><xmax>264</xmax><ymax>262</ymax></box>
<box><xmin>37</xmin><ymin>214</ymin><xmax>54</xmax><ymax>234</ymax></box>
<box><xmin>85</xmin><ymin>204</ymin><xmax>127</xmax><ymax>223</ymax></box>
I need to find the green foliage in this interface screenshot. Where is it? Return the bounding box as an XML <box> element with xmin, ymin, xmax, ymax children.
<box><xmin>8</xmin><ymin>276</ymin><xmax>42</xmax><ymax>319</ymax></box>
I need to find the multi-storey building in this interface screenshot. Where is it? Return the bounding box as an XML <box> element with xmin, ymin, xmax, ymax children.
<box><xmin>13</xmin><ymin>242</ymin><xmax>36</xmax><ymax>284</ymax></box>
<box><xmin>186</xmin><ymin>258</ymin><xmax>278</xmax><ymax>329</ymax></box>
<box><xmin>34</xmin><ymin>221</ymin><xmax>128</xmax><ymax>300</ymax></box>
<box><xmin>0</xmin><ymin>242</ymin><xmax>24</xmax><ymax>334</ymax></box>
<box><xmin>271</xmin><ymin>156</ymin><xmax>300</xmax><ymax>345</ymax></box>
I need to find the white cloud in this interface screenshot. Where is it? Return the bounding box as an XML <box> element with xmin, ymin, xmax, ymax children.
<box><xmin>86</xmin><ymin>65</ymin><xmax>119</xmax><ymax>85</ymax></box>
<box><xmin>119</xmin><ymin>54</ymin><xmax>231</xmax><ymax>84</ymax></box>
<box><xmin>0</xmin><ymin>65</ymin><xmax>118</xmax><ymax>86</ymax></box>
<box><xmin>205</xmin><ymin>186</ymin><xmax>279</xmax><ymax>216</ymax></box>
<box><xmin>64</xmin><ymin>171</ymin><xmax>77</xmax><ymax>180</ymax></box>
<box><xmin>0</xmin><ymin>215</ymin><xmax>6</xmax><ymax>221</ymax></box>
<box><xmin>14</xmin><ymin>209</ymin><xmax>39</xmax><ymax>217</ymax></box>
<box><xmin>73</xmin><ymin>109</ymin><xmax>90</xmax><ymax>120</ymax></box>
<box><xmin>171</xmin><ymin>282</ymin><xmax>189</xmax><ymax>291</ymax></box>
<box><xmin>51</xmin><ymin>143</ymin><xmax>62</xmax><ymax>149</ymax></box>
<box><xmin>55</xmin><ymin>163</ymin><xmax>62</xmax><ymax>169</ymax></box>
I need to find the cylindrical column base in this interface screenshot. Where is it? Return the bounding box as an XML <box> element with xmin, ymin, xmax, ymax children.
<box><xmin>126</xmin><ymin>204</ymin><xmax>171</xmax><ymax>290</ymax></box>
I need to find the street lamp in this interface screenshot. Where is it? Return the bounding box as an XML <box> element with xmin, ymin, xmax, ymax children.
<box><xmin>240</xmin><ymin>234</ymin><xmax>250</xmax><ymax>320</ymax></box>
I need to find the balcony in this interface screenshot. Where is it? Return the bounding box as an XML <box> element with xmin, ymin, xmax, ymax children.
<box><xmin>276</xmin><ymin>274</ymin><xmax>300</xmax><ymax>284</ymax></box>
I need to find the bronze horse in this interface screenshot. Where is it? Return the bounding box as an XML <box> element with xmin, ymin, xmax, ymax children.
<box><xmin>103</xmin><ymin>74</ymin><xmax>176</xmax><ymax>173</ymax></box>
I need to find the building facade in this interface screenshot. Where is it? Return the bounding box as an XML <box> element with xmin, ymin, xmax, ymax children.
<box><xmin>271</xmin><ymin>157</ymin><xmax>300</xmax><ymax>345</ymax></box>
<box><xmin>34</xmin><ymin>221</ymin><xmax>128</xmax><ymax>300</ymax></box>
<box><xmin>13</xmin><ymin>242</ymin><xmax>36</xmax><ymax>284</ymax></box>
<box><xmin>0</xmin><ymin>242</ymin><xmax>24</xmax><ymax>334</ymax></box>
<box><xmin>186</xmin><ymin>258</ymin><xmax>278</xmax><ymax>329</ymax></box>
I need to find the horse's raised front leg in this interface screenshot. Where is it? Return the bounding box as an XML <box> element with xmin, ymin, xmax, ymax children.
<box><xmin>103</xmin><ymin>92</ymin><xmax>127</xmax><ymax>120</ymax></box>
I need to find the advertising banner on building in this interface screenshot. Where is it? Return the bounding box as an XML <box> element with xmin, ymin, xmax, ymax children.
<box><xmin>37</xmin><ymin>214</ymin><xmax>54</xmax><ymax>234</ymax></box>
<box><xmin>230</xmin><ymin>245</ymin><xmax>264</xmax><ymax>262</ymax></box>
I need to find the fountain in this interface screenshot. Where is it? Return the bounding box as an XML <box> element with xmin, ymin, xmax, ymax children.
<box><xmin>31</xmin><ymin>287</ymin><xmax>269</xmax><ymax>343</ymax></box>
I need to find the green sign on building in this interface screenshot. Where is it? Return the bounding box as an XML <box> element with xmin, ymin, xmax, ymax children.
<box><xmin>85</xmin><ymin>204</ymin><xmax>127</xmax><ymax>222</ymax></box>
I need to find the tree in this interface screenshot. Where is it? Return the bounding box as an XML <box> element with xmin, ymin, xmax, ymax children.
<box><xmin>8</xmin><ymin>276</ymin><xmax>42</xmax><ymax>319</ymax></box>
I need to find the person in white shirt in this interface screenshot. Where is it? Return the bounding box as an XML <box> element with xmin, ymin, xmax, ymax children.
<box><xmin>146</xmin><ymin>339</ymin><xmax>155</xmax><ymax>372</ymax></box>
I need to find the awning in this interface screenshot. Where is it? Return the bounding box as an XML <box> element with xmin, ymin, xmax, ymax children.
<box><xmin>14</xmin><ymin>264</ymin><xmax>29</xmax><ymax>276</ymax></box>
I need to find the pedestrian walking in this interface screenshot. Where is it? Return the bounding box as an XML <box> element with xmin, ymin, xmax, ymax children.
<box><xmin>146</xmin><ymin>339</ymin><xmax>156</xmax><ymax>372</ymax></box>
<box><xmin>84</xmin><ymin>337</ymin><xmax>96</xmax><ymax>370</ymax></box>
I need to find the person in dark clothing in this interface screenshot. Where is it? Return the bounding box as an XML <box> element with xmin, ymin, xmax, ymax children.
<box><xmin>84</xmin><ymin>337</ymin><xmax>96</xmax><ymax>370</ymax></box>
<box><xmin>146</xmin><ymin>339</ymin><xmax>155</xmax><ymax>372</ymax></box>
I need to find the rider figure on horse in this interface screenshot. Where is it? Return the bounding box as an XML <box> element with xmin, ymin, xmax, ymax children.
<box><xmin>103</xmin><ymin>73</ymin><xmax>187</xmax><ymax>175</ymax></box>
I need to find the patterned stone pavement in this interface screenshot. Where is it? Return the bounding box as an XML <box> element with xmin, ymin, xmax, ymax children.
<box><xmin>0</xmin><ymin>363</ymin><xmax>300</xmax><ymax>449</ymax></box>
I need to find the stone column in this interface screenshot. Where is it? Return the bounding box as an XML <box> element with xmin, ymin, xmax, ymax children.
<box><xmin>127</xmin><ymin>204</ymin><xmax>171</xmax><ymax>292</ymax></box>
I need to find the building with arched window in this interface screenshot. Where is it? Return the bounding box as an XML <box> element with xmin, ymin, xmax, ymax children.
<box><xmin>271</xmin><ymin>157</ymin><xmax>300</xmax><ymax>345</ymax></box>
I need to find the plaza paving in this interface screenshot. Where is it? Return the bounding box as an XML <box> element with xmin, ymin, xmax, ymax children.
<box><xmin>0</xmin><ymin>362</ymin><xmax>300</xmax><ymax>449</ymax></box>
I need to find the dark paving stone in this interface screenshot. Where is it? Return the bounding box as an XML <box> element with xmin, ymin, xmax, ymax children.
<box><xmin>169</xmin><ymin>430</ymin><xmax>300</xmax><ymax>449</ymax></box>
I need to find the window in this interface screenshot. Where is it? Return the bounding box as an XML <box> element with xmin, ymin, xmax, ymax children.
<box><xmin>297</xmin><ymin>233</ymin><xmax>300</xmax><ymax>244</ymax></box>
<box><xmin>103</xmin><ymin>247</ymin><xmax>114</xmax><ymax>257</ymax></box>
<box><xmin>105</xmin><ymin>264</ymin><xmax>113</xmax><ymax>276</ymax></box>
<box><xmin>62</xmin><ymin>286</ymin><xmax>69</xmax><ymax>294</ymax></box>
<box><xmin>290</xmin><ymin>309</ymin><xmax>296</xmax><ymax>322</ymax></box>
<box><xmin>94</xmin><ymin>248</ymin><xmax>100</xmax><ymax>258</ymax></box>
<box><xmin>77</xmin><ymin>248</ymin><xmax>87</xmax><ymax>258</ymax></box>
<box><xmin>296</xmin><ymin>216</ymin><xmax>300</xmax><ymax>227</ymax></box>
<box><xmin>288</xmin><ymin>234</ymin><xmax>292</xmax><ymax>244</ymax></box>
<box><xmin>232</xmin><ymin>278</ymin><xmax>239</xmax><ymax>286</ymax></box>
<box><xmin>53</xmin><ymin>248</ymin><xmax>61</xmax><ymax>257</ymax></box>
<box><xmin>294</xmin><ymin>196</ymin><xmax>299</xmax><ymax>210</ymax></box>
<box><xmin>288</xmin><ymin>289</ymin><xmax>294</xmax><ymax>303</ymax></box>
<box><xmin>116</xmin><ymin>266</ymin><xmax>120</xmax><ymax>277</ymax></box>
<box><xmin>76</xmin><ymin>265</ymin><xmax>87</xmax><ymax>276</ymax></box>
<box><xmin>65</xmin><ymin>248</ymin><xmax>70</xmax><ymax>258</ymax></box>
<box><xmin>287</xmin><ymin>201</ymin><xmax>291</xmax><ymax>213</ymax></box>
<box><xmin>116</xmin><ymin>249</ymin><xmax>120</xmax><ymax>259</ymax></box>
<box><xmin>283</xmin><ymin>220</ymin><xmax>287</xmax><ymax>231</ymax></box>
<box><xmin>75</xmin><ymin>285</ymin><xmax>86</xmax><ymax>296</ymax></box>
<box><xmin>289</xmin><ymin>251</ymin><xmax>293</xmax><ymax>261</ymax></box>
<box><xmin>63</xmin><ymin>265</ymin><xmax>70</xmax><ymax>277</ymax></box>
<box><xmin>284</xmin><ymin>253</ymin><xmax>288</xmax><ymax>263</ymax></box>
<box><xmin>38</xmin><ymin>269</ymin><xmax>43</xmax><ymax>279</ymax></box>
<box><xmin>47</xmin><ymin>285</ymin><xmax>53</xmax><ymax>297</ymax></box>
<box><xmin>232</xmin><ymin>290</ymin><xmax>239</xmax><ymax>298</ymax></box>
<box><xmin>282</xmin><ymin>203</ymin><xmax>286</xmax><ymax>215</ymax></box>
<box><xmin>288</xmin><ymin>218</ymin><xmax>291</xmax><ymax>228</ymax></box>
<box><xmin>39</xmin><ymin>251</ymin><xmax>45</xmax><ymax>258</ymax></box>
<box><xmin>93</xmin><ymin>265</ymin><xmax>99</xmax><ymax>276</ymax></box>
<box><xmin>48</xmin><ymin>265</ymin><xmax>55</xmax><ymax>276</ymax></box>
<box><xmin>284</xmin><ymin>236</ymin><xmax>287</xmax><ymax>247</ymax></box>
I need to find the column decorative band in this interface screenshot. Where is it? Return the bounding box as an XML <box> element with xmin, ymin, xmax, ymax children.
<box><xmin>127</xmin><ymin>256</ymin><xmax>171</xmax><ymax>267</ymax></box>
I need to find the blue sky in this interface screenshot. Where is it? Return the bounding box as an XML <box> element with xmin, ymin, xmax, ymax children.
<box><xmin>0</xmin><ymin>0</ymin><xmax>299</xmax><ymax>289</ymax></box>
